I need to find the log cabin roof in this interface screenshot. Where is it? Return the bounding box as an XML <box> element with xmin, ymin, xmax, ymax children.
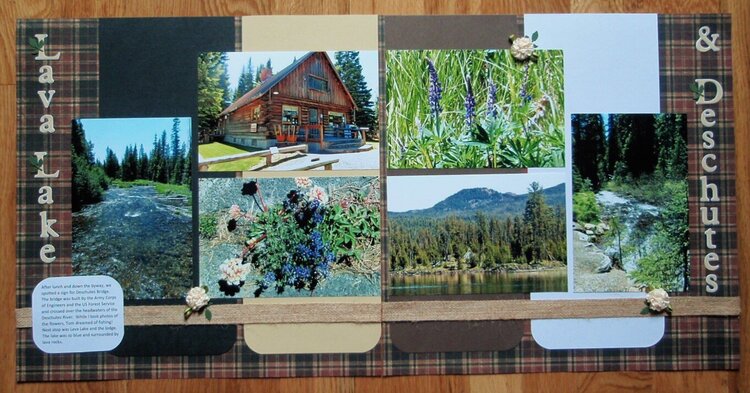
<box><xmin>219</xmin><ymin>52</ymin><xmax>357</xmax><ymax>117</ymax></box>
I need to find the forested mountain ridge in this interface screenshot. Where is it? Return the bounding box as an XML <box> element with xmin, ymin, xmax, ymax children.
<box><xmin>389</xmin><ymin>182</ymin><xmax>567</xmax><ymax>272</ymax></box>
<box><xmin>389</xmin><ymin>183</ymin><xmax>565</xmax><ymax>219</ymax></box>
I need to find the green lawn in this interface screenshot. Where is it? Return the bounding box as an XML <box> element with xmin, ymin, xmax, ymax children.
<box><xmin>205</xmin><ymin>157</ymin><xmax>264</xmax><ymax>171</ymax></box>
<box><xmin>198</xmin><ymin>142</ymin><xmax>266</xmax><ymax>171</ymax></box>
<box><xmin>199</xmin><ymin>142</ymin><xmax>258</xmax><ymax>159</ymax></box>
<box><xmin>199</xmin><ymin>142</ymin><xmax>265</xmax><ymax>171</ymax></box>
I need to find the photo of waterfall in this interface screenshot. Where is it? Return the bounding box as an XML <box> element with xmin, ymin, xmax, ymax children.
<box><xmin>571</xmin><ymin>113</ymin><xmax>688</xmax><ymax>293</ymax></box>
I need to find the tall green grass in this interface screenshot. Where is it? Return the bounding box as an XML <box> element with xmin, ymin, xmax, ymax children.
<box><xmin>386</xmin><ymin>49</ymin><xmax>565</xmax><ymax>169</ymax></box>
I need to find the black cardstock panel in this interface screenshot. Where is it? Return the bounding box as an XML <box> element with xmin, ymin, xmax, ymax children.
<box><xmin>98</xmin><ymin>17</ymin><xmax>236</xmax><ymax>357</ymax></box>
<box><xmin>110</xmin><ymin>325</ymin><xmax>237</xmax><ymax>357</ymax></box>
<box><xmin>99</xmin><ymin>17</ymin><xmax>236</xmax><ymax>118</ymax></box>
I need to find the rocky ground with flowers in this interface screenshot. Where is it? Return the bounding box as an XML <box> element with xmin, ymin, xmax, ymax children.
<box><xmin>198</xmin><ymin>176</ymin><xmax>381</xmax><ymax>298</ymax></box>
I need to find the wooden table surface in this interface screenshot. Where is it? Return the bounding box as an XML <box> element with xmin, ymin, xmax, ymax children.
<box><xmin>1</xmin><ymin>0</ymin><xmax>748</xmax><ymax>391</ymax></box>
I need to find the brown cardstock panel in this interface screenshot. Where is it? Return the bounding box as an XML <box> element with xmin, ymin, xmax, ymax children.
<box><xmin>383</xmin><ymin>15</ymin><xmax>520</xmax><ymax>50</ymax></box>
<box><xmin>387</xmin><ymin>295</ymin><xmax>526</xmax><ymax>352</ymax></box>
<box><xmin>381</xmin><ymin>15</ymin><xmax>526</xmax><ymax>353</ymax></box>
<box><xmin>390</xmin><ymin>321</ymin><xmax>525</xmax><ymax>353</ymax></box>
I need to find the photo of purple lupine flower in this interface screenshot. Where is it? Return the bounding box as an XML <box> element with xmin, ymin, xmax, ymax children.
<box><xmin>426</xmin><ymin>58</ymin><xmax>443</xmax><ymax>118</ymax></box>
<box><xmin>386</xmin><ymin>49</ymin><xmax>564</xmax><ymax>169</ymax></box>
<box><xmin>464</xmin><ymin>73</ymin><xmax>476</xmax><ymax>127</ymax></box>
<box><xmin>487</xmin><ymin>80</ymin><xmax>498</xmax><ymax>118</ymax></box>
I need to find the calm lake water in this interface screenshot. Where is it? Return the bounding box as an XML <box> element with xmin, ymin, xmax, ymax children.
<box><xmin>389</xmin><ymin>270</ymin><xmax>567</xmax><ymax>296</ymax></box>
<box><xmin>72</xmin><ymin>186</ymin><xmax>192</xmax><ymax>300</ymax></box>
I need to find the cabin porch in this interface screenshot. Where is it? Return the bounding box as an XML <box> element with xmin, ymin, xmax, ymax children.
<box><xmin>225</xmin><ymin>124</ymin><xmax>368</xmax><ymax>154</ymax></box>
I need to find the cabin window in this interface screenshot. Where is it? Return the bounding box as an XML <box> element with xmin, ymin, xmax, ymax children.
<box><xmin>328</xmin><ymin>111</ymin><xmax>346</xmax><ymax>126</ymax></box>
<box><xmin>251</xmin><ymin>106</ymin><xmax>260</xmax><ymax>121</ymax></box>
<box><xmin>308</xmin><ymin>75</ymin><xmax>329</xmax><ymax>92</ymax></box>
<box><xmin>282</xmin><ymin>105</ymin><xmax>299</xmax><ymax>125</ymax></box>
<box><xmin>308</xmin><ymin>108</ymin><xmax>319</xmax><ymax>124</ymax></box>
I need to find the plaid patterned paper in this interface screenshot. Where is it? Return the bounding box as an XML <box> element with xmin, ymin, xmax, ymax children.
<box><xmin>16</xmin><ymin>19</ymin><xmax>99</xmax><ymax>309</ymax></box>
<box><xmin>17</xmin><ymin>316</ymin><xmax>738</xmax><ymax>381</ymax></box>
<box><xmin>658</xmin><ymin>15</ymin><xmax>737</xmax><ymax>297</ymax></box>
<box><xmin>15</xmin><ymin>15</ymin><xmax>739</xmax><ymax>382</ymax></box>
<box><xmin>379</xmin><ymin>14</ymin><xmax>739</xmax><ymax>376</ymax></box>
<box><xmin>383</xmin><ymin>317</ymin><xmax>738</xmax><ymax>375</ymax></box>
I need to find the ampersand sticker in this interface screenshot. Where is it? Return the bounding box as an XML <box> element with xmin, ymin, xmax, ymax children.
<box><xmin>696</xmin><ymin>26</ymin><xmax>720</xmax><ymax>52</ymax></box>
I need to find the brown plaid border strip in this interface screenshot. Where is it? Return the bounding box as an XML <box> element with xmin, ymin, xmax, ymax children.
<box><xmin>16</xmin><ymin>19</ymin><xmax>99</xmax><ymax>309</ymax></box>
<box><xmin>16</xmin><ymin>15</ymin><xmax>740</xmax><ymax>382</ymax></box>
<box><xmin>383</xmin><ymin>317</ymin><xmax>738</xmax><ymax>375</ymax></box>
<box><xmin>17</xmin><ymin>326</ymin><xmax>385</xmax><ymax>381</ymax></box>
<box><xmin>17</xmin><ymin>315</ymin><xmax>738</xmax><ymax>381</ymax></box>
<box><xmin>658</xmin><ymin>15</ymin><xmax>737</xmax><ymax>297</ymax></box>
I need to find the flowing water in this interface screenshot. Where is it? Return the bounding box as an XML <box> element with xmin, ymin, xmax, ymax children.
<box><xmin>72</xmin><ymin>186</ymin><xmax>192</xmax><ymax>300</ymax></box>
<box><xmin>595</xmin><ymin>190</ymin><xmax>660</xmax><ymax>272</ymax></box>
<box><xmin>389</xmin><ymin>270</ymin><xmax>567</xmax><ymax>296</ymax></box>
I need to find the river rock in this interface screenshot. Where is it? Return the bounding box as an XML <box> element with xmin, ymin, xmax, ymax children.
<box><xmin>576</xmin><ymin>231</ymin><xmax>589</xmax><ymax>242</ymax></box>
<box><xmin>596</xmin><ymin>254</ymin><xmax>613</xmax><ymax>273</ymax></box>
<box><xmin>573</xmin><ymin>222</ymin><xmax>582</xmax><ymax>232</ymax></box>
<box><xmin>586</xmin><ymin>230</ymin><xmax>594</xmax><ymax>236</ymax></box>
<box><xmin>584</xmin><ymin>223</ymin><xmax>596</xmax><ymax>231</ymax></box>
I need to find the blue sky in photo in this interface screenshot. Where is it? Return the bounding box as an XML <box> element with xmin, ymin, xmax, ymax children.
<box><xmin>225</xmin><ymin>51</ymin><xmax>379</xmax><ymax>104</ymax></box>
<box><xmin>386</xmin><ymin>172</ymin><xmax>566</xmax><ymax>213</ymax></box>
<box><xmin>80</xmin><ymin>117</ymin><xmax>192</xmax><ymax>163</ymax></box>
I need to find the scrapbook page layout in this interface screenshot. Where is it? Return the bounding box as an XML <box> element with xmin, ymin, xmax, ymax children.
<box><xmin>15</xmin><ymin>14</ymin><xmax>739</xmax><ymax>381</ymax></box>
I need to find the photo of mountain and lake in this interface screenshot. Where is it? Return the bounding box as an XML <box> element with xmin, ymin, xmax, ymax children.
<box><xmin>387</xmin><ymin>173</ymin><xmax>567</xmax><ymax>296</ymax></box>
<box><xmin>71</xmin><ymin>118</ymin><xmax>193</xmax><ymax>300</ymax></box>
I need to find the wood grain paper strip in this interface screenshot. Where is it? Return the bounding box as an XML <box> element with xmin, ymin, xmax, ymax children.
<box><xmin>15</xmin><ymin>297</ymin><xmax>740</xmax><ymax>328</ymax></box>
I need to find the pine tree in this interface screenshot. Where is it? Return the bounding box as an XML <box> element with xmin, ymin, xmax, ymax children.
<box><xmin>138</xmin><ymin>144</ymin><xmax>149</xmax><ymax>179</ymax></box>
<box><xmin>523</xmin><ymin>182</ymin><xmax>550</xmax><ymax>262</ymax></box>
<box><xmin>181</xmin><ymin>141</ymin><xmax>191</xmax><ymax>186</ymax></box>
<box><xmin>170</xmin><ymin>118</ymin><xmax>183</xmax><ymax>184</ymax></box>
<box><xmin>104</xmin><ymin>147</ymin><xmax>120</xmax><ymax>178</ymax></box>
<box><xmin>120</xmin><ymin>144</ymin><xmax>140</xmax><ymax>181</ymax></box>
<box><xmin>254</xmin><ymin>64</ymin><xmax>262</xmax><ymax>84</ymax></box>
<box><xmin>156</xmin><ymin>130</ymin><xmax>170</xmax><ymax>183</ymax></box>
<box><xmin>334</xmin><ymin>51</ymin><xmax>376</xmax><ymax>133</ymax></box>
<box><xmin>234</xmin><ymin>58</ymin><xmax>255</xmax><ymax>100</ymax></box>
<box><xmin>572</xmin><ymin>114</ymin><xmax>606</xmax><ymax>191</ymax></box>
<box><xmin>197</xmin><ymin>52</ymin><xmax>229</xmax><ymax>142</ymax></box>
<box><xmin>625</xmin><ymin>114</ymin><xmax>656</xmax><ymax>177</ymax></box>
<box><xmin>71</xmin><ymin>120</ymin><xmax>108</xmax><ymax>211</ymax></box>
<box><xmin>219</xmin><ymin>58</ymin><xmax>232</xmax><ymax>108</ymax></box>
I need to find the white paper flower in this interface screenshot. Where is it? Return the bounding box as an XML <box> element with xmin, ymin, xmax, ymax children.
<box><xmin>219</xmin><ymin>257</ymin><xmax>250</xmax><ymax>285</ymax></box>
<box><xmin>645</xmin><ymin>288</ymin><xmax>671</xmax><ymax>312</ymax></box>
<box><xmin>295</xmin><ymin>177</ymin><xmax>312</xmax><ymax>188</ymax></box>
<box><xmin>308</xmin><ymin>186</ymin><xmax>329</xmax><ymax>204</ymax></box>
<box><xmin>185</xmin><ymin>286</ymin><xmax>210</xmax><ymax>311</ymax></box>
<box><xmin>511</xmin><ymin>36</ymin><xmax>535</xmax><ymax>61</ymax></box>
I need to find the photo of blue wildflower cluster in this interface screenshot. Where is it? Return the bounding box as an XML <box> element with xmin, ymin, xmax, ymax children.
<box><xmin>386</xmin><ymin>48</ymin><xmax>565</xmax><ymax>169</ymax></box>
<box><xmin>198</xmin><ymin>176</ymin><xmax>381</xmax><ymax>298</ymax></box>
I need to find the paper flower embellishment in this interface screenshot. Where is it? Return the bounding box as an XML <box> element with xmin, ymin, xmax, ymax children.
<box><xmin>509</xmin><ymin>31</ymin><xmax>539</xmax><ymax>62</ymax></box>
<box><xmin>641</xmin><ymin>288</ymin><xmax>672</xmax><ymax>315</ymax></box>
<box><xmin>295</xmin><ymin>177</ymin><xmax>312</xmax><ymax>188</ymax></box>
<box><xmin>184</xmin><ymin>286</ymin><xmax>212</xmax><ymax>321</ymax></box>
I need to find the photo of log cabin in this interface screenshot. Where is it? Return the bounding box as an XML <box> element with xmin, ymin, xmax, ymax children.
<box><xmin>197</xmin><ymin>51</ymin><xmax>379</xmax><ymax>172</ymax></box>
